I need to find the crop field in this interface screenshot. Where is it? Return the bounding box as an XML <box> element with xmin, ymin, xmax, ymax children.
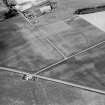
<box><xmin>40</xmin><ymin>42</ymin><xmax>105</xmax><ymax>91</ymax></box>
<box><xmin>0</xmin><ymin>16</ymin><xmax>63</xmax><ymax>73</ymax></box>
<box><xmin>0</xmin><ymin>0</ymin><xmax>105</xmax><ymax>105</ymax></box>
<box><xmin>39</xmin><ymin>18</ymin><xmax>105</xmax><ymax>57</ymax></box>
<box><xmin>1</xmin><ymin>71</ymin><xmax>105</xmax><ymax>105</ymax></box>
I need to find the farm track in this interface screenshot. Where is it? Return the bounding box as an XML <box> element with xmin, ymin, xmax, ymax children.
<box><xmin>35</xmin><ymin>39</ymin><xmax>105</xmax><ymax>75</ymax></box>
<box><xmin>1</xmin><ymin>39</ymin><xmax>105</xmax><ymax>95</ymax></box>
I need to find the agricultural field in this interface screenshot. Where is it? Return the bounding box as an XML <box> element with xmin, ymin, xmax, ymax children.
<box><xmin>0</xmin><ymin>0</ymin><xmax>105</xmax><ymax>105</ymax></box>
<box><xmin>0</xmin><ymin>16</ymin><xmax>63</xmax><ymax>73</ymax></box>
<box><xmin>1</xmin><ymin>70</ymin><xmax>105</xmax><ymax>105</ymax></box>
<box><xmin>40</xmin><ymin>42</ymin><xmax>105</xmax><ymax>91</ymax></box>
